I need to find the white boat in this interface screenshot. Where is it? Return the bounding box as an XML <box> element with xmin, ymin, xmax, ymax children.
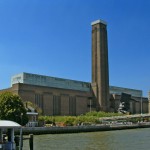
<box><xmin>0</xmin><ymin>120</ymin><xmax>22</xmax><ymax>150</ymax></box>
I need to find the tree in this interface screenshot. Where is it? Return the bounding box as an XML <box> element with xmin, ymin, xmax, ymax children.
<box><xmin>0</xmin><ymin>92</ymin><xmax>28</xmax><ymax>125</ymax></box>
<box><xmin>24</xmin><ymin>101</ymin><xmax>42</xmax><ymax>115</ymax></box>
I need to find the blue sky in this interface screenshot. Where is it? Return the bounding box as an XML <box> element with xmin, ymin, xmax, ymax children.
<box><xmin>0</xmin><ymin>0</ymin><xmax>150</xmax><ymax>96</ymax></box>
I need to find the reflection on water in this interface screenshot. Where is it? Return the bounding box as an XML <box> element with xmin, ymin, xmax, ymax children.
<box><xmin>23</xmin><ymin>128</ymin><xmax>150</xmax><ymax>150</ymax></box>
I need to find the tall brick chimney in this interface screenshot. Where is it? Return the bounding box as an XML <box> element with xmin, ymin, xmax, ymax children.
<box><xmin>91</xmin><ymin>20</ymin><xmax>110</xmax><ymax>111</ymax></box>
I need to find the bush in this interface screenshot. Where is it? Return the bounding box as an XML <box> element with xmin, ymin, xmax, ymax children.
<box><xmin>85</xmin><ymin>111</ymin><xmax>122</xmax><ymax>118</ymax></box>
<box><xmin>64</xmin><ymin>117</ymin><xmax>76</xmax><ymax>126</ymax></box>
<box><xmin>37</xmin><ymin>111</ymin><xmax>123</xmax><ymax>127</ymax></box>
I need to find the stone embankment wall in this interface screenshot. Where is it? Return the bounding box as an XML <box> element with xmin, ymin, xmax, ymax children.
<box><xmin>21</xmin><ymin>123</ymin><xmax>150</xmax><ymax>135</ymax></box>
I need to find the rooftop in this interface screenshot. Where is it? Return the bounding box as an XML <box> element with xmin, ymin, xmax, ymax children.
<box><xmin>91</xmin><ymin>19</ymin><xmax>107</xmax><ymax>26</ymax></box>
<box><xmin>0</xmin><ymin>120</ymin><xmax>21</xmax><ymax>128</ymax></box>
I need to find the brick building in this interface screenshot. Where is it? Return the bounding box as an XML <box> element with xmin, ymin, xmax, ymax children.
<box><xmin>0</xmin><ymin>20</ymin><xmax>149</xmax><ymax>115</ymax></box>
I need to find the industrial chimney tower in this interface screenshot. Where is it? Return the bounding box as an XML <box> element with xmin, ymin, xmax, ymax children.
<box><xmin>91</xmin><ymin>20</ymin><xmax>110</xmax><ymax>111</ymax></box>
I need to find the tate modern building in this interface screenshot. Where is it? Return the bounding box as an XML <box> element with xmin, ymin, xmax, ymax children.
<box><xmin>0</xmin><ymin>20</ymin><xmax>149</xmax><ymax>115</ymax></box>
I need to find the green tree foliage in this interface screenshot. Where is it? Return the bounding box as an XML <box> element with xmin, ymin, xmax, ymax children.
<box><xmin>24</xmin><ymin>101</ymin><xmax>42</xmax><ymax>115</ymax></box>
<box><xmin>0</xmin><ymin>92</ymin><xmax>28</xmax><ymax>125</ymax></box>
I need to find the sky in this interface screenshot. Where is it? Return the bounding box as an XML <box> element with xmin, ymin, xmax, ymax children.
<box><xmin>0</xmin><ymin>0</ymin><xmax>150</xmax><ymax>97</ymax></box>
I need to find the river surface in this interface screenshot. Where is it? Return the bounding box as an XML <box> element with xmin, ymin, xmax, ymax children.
<box><xmin>23</xmin><ymin>128</ymin><xmax>150</xmax><ymax>150</ymax></box>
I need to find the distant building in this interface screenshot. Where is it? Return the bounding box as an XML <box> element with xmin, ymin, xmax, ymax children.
<box><xmin>149</xmin><ymin>91</ymin><xmax>150</xmax><ymax>100</ymax></box>
<box><xmin>0</xmin><ymin>19</ymin><xmax>149</xmax><ymax>115</ymax></box>
<box><xmin>109</xmin><ymin>86</ymin><xmax>142</xmax><ymax>97</ymax></box>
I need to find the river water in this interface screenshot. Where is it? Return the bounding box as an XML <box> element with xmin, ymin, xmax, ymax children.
<box><xmin>23</xmin><ymin>128</ymin><xmax>150</xmax><ymax>150</ymax></box>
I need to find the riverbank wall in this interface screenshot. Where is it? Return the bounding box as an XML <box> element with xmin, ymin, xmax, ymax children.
<box><xmin>21</xmin><ymin>123</ymin><xmax>150</xmax><ymax>135</ymax></box>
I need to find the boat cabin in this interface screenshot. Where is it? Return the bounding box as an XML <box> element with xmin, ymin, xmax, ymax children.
<box><xmin>0</xmin><ymin>120</ymin><xmax>22</xmax><ymax>150</ymax></box>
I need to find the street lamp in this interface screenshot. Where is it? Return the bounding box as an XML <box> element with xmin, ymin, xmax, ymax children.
<box><xmin>141</xmin><ymin>96</ymin><xmax>143</xmax><ymax>115</ymax></box>
<box><xmin>90</xmin><ymin>99</ymin><xmax>91</xmax><ymax>112</ymax></box>
<box><xmin>88</xmin><ymin>97</ymin><xmax>92</xmax><ymax>112</ymax></box>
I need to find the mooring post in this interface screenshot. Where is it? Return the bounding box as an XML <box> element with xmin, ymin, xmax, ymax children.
<box><xmin>29</xmin><ymin>134</ymin><xmax>33</xmax><ymax>150</ymax></box>
<box><xmin>14</xmin><ymin>136</ymin><xmax>20</xmax><ymax>150</ymax></box>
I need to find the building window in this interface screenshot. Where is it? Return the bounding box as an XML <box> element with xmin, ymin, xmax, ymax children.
<box><xmin>53</xmin><ymin>95</ymin><xmax>61</xmax><ymax>115</ymax></box>
<box><xmin>35</xmin><ymin>94</ymin><xmax>43</xmax><ymax>109</ymax></box>
<box><xmin>69</xmin><ymin>96</ymin><xmax>76</xmax><ymax>115</ymax></box>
